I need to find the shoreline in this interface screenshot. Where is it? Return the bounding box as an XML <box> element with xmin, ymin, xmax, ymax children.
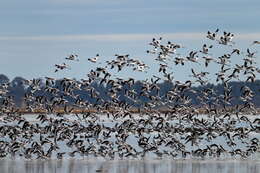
<box><xmin>2</xmin><ymin>107</ymin><xmax>260</xmax><ymax>115</ymax></box>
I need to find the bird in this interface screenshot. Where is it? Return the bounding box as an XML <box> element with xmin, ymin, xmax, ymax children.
<box><xmin>54</xmin><ymin>63</ymin><xmax>70</xmax><ymax>72</ymax></box>
<box><xmin>231</xmin><ymin>48</ymin><xmax>241</xmax><ymax>55</ymax></box>
<box><xmin>186</xmin><ymin>51</ymin><xmax>199</xmax><ymax>63</ymax></box>
<box><xmin>65</xmin><ymin>54</ymin><xmax>79</xmax><ymax>61</ymax></box>
<box><xmin>200</xmin><ymin>44</ymin><xmax>213</xmax><ymax>54</ymax></box>
<box><xmin>251</xmin><ymin>40</ymin><xmax>260</xmax><ymax>45</ymax></box>
<box><xmin>202</xmin><ymin>56</ymin><xmax>216</xmax><ymax>67</ymax></box>
<box><xmin>206</xmin><ymin>29</ymin><xmax>219</xmax><ymax>40</ymax></box>
<box><xmin>88</xmin><ymin>54</ymin><xmax>100</xmax><ymax>63</ymax></box>
<box><xmin>0</xmin><ymin>29</ymin><xmax>260</xmax><ymax>162</ymax></box>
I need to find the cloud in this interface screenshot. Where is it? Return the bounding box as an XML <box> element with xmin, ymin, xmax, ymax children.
<box><xmin>235</xmin><ymin>33</ymin><xmax>260</xmax><ymax>40</ymax></box>
<box><xmin>1</xmin><ymin>32</ymin><xmax>260</xmax><ymax>43</ymax></box>
<box><xmin>48</xmin><ymin>0</ymin><xmax>126</xmax><ymax>5</ymax></box>
<box><xmin>0</xmin><ymin>33</ymin><xmax>208</xmax><ymax>42</ymax></box>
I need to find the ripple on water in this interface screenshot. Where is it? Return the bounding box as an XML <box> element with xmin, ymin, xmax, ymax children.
<box><xmin>0</xmin><ymin>159</ymin><xmax>260</xmax><ymax>173</ymax></box>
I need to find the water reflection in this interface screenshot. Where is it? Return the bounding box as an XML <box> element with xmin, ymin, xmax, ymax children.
<box><xmin>0</xmin><ymin>159</ymin><xmax>259</xmax><ymax>173</ymax></box>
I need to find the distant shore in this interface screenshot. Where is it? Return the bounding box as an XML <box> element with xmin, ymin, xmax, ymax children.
<box><xmin>2</xmin><ymin>106</ymin><xmax>260</xmax><ymax>115</ymax></box>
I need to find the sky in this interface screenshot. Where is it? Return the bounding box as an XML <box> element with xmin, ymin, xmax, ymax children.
<box><xmin>0</xmin><ymin>0</ymin><xmax>260</xmax><ymax>82</ymax></box>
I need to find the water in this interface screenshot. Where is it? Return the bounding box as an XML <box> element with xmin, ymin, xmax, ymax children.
<box><xmin>0</xmin><ymin>113</ymin><xmax>259</xmax><ymax>172</ymax></box>
<box><xmin>0</xmin><ymin>159</ymin><xmax>259</xmax><ymax>173</ymax></box>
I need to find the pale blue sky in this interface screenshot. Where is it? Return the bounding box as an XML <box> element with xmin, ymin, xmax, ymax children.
<box><xmin>0</xmin><ymin>0</ymin><xmax>260</xmax><ymax>82</ymax></box>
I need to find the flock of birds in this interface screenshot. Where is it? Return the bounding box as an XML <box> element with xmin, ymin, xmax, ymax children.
<box><xmin>0</xmin><ymin>29</ymin><xmax>260</xmax><ymax>160</ymax></box>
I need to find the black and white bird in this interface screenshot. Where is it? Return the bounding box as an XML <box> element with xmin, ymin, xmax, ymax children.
<box><xmin>88</xmin><ymin>54</ymin><xmax>100</xmax><ymax>63</ymax></box>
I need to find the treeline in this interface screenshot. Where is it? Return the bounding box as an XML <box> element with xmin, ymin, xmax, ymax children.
<box><xmin>0</xmin><ymin>74</ymin><xmax>260</xmax><ymax>109</ymax></box>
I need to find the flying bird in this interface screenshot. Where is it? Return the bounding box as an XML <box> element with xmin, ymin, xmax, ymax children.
<box><xmin>251</xmin><ymin>41</ymin><xmax>260</xmax><ymax>45</ymax></box>
<box><xmin>88</xmin><ymin>54</ymin><xmax>100</xmax><ymax>63</ymax></box>
<box><xmin>65</xmin><ymin>54</ymin><xmax>79</xmax><ymax>61</ymax></box>
<box><xmin>54</xmin><ymin>63</ymin><xmax>70</xmax><ymax>72</ymax></box>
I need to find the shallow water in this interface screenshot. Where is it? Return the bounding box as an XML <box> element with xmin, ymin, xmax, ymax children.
<box><xmin>0</xmin><ymin>159</ymin><xmax>259</xmax><ymax>173</ymax></box>
<box><xmin>0</xmin><ymin>113</ymin><xmax>259</xmax><ymax>172</ymax></box>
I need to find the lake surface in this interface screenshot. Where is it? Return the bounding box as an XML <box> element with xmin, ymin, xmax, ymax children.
<box><xmin>0</xmin><ymin>159</ymin><xmax>259</xmax><ymax>173</ymax></box>
<box><xmin>0</xmin><ymin>113</ymin><xmax>259</xmax><ymax>173</ymax></box>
